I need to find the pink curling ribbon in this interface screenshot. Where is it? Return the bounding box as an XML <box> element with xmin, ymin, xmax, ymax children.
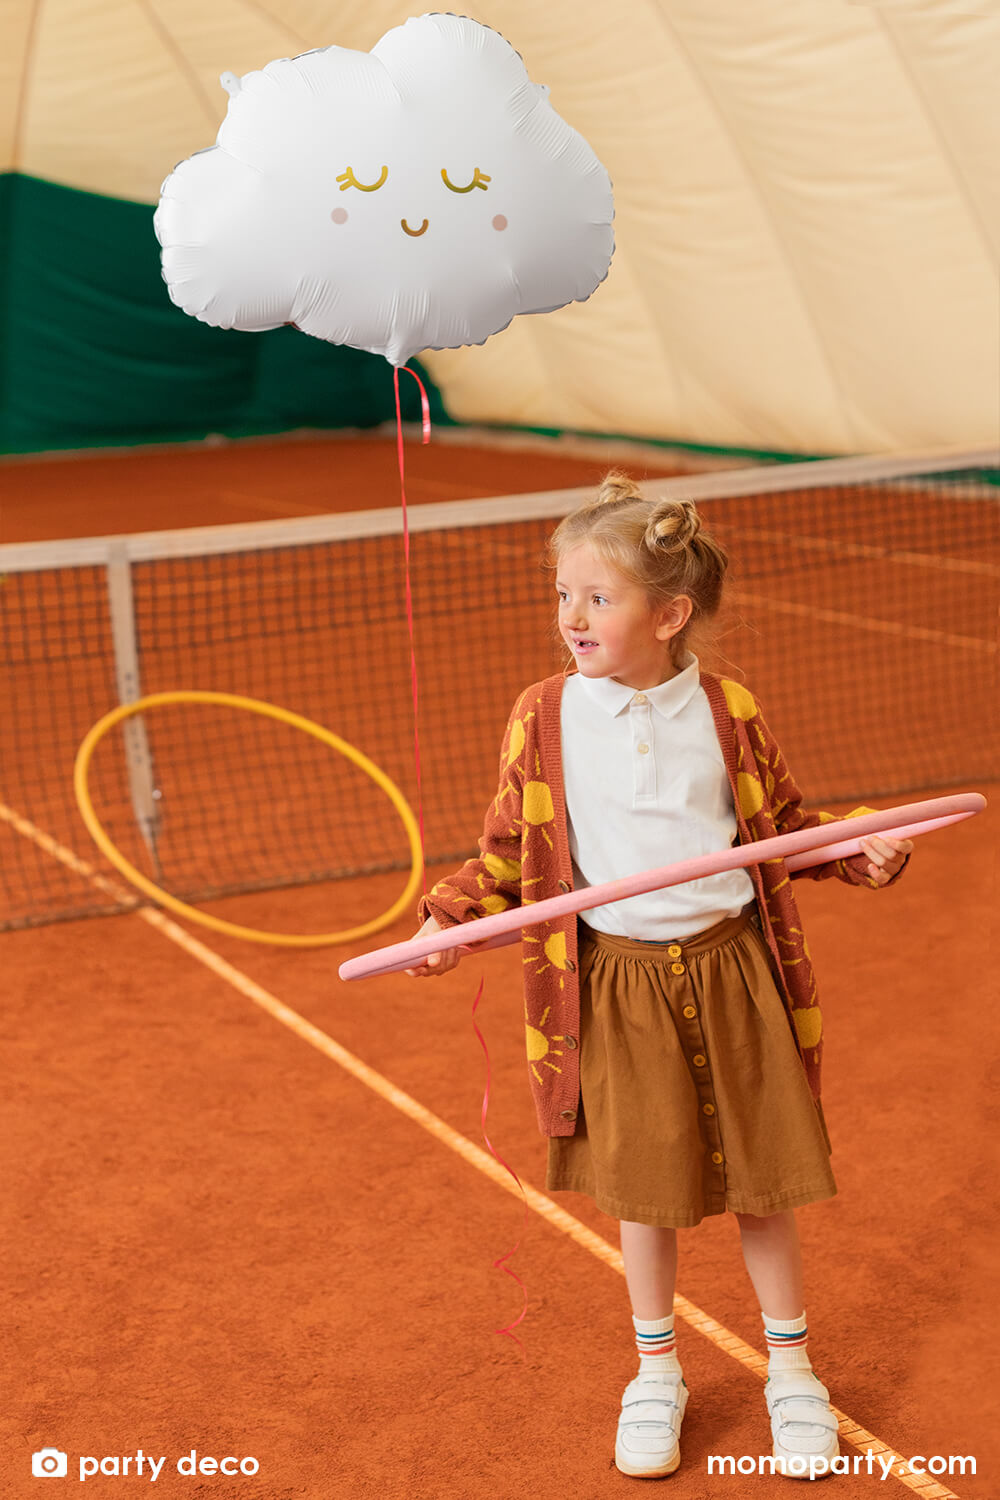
<box><xmin>471</xmin><ymin>974</ymin><xmax>530</xmax><ymax>1355</ymax></box>
<box><xmin>392</xmin><ymin>364</ymin><xmax>431</xmax><ymax>893</ymax></box>
<box><xmin>392</xmin><ymin>369</ymin><xmax>529</xmax><ymax>1348</ymax></box>
<box><xmin>395</xmin><ymin>363</ymin><xmax>432</xmax><ymax>443</ymax></box>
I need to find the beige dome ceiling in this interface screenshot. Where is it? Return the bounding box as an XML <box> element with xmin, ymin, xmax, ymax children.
<box><xmin>4</xmin><ymin>0</ymin><xmax>998</xmax><ymax>454</ymax></box>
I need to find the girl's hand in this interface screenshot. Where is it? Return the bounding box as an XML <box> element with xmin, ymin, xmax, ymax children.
<box><xmin>859</xmin><ymin>834</ymin><xmax>913</xmax><ymax>886</ymax></box>
<box><xmin>404</xmin><ymin>915</ymin><xmax>463</xmax><ymax>978</ymax></box>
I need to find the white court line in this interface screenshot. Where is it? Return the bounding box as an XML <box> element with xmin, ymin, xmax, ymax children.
<box><xmin>723</xmin><ymin>526</ymin><xmax>1000</xmax><ymax>580</ymax></box>
<box><xmin>0</xmin><ymin>799</ymin><xmax>962</xmax><ymax>1499</ymax></box>
<box><xmin>731</xmin><ymin>591</ymin><xmax>996</xmax><ymax>655</ymax></box>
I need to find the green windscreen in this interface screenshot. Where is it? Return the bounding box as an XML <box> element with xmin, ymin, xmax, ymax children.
<box><xmin>0</xmin><ymin>172</ymin><xmax>449</xmax><ymax>454</ymax></box>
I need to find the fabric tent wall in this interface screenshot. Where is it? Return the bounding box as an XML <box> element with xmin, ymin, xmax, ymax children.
<box><xmin>2</xmin><ymin>1</ymin><xmax>998</xmax><ymax>456</ymax></box>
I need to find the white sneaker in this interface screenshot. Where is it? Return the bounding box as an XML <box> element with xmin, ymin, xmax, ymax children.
<box><xmin>615</xmin><ymin>1372</ymin><xmax>688</xmax><ymax>1478</ymax></box>
<box><xmin>764</xmin><ymin>1370</ymin><xmax>840</xmax><ymax>1480</ymax></box>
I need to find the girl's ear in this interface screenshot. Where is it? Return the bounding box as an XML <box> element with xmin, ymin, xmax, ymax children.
<box><xmin>654</xmin><ymin>594</ymin><xmax>693</xmax><ymax>641</ymax></box>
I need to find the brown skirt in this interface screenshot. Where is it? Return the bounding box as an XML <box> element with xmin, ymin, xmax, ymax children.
<box><xmin>545</xmin><ymin>906</ymin><xmax>837</xmax><ymax>1228</ymax></box>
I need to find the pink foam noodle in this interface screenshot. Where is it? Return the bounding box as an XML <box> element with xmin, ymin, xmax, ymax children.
<box><xmin>339</xmin><ymin>793</ymin><xmax>986</xmax><ymax>981</ymax></box>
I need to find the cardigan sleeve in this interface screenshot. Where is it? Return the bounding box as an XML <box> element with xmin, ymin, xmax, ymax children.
<box><xmin>416</xmin><ymin>692</ymin><xmax>528</xmax><ymax>929</ymax></box>
<box><xmin>753</xmin><ymin>710</ymin><xmax>909</xmax><ymax>890</ymax></box>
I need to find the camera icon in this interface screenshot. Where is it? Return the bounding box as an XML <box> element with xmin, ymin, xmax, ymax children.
<box><xmin>32</xmin><ymin>1447</ymin><xmax>68</xmax><ymax>1477</ymax></box>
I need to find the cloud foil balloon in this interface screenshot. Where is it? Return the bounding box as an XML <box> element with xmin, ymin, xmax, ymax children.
<box><xmin>154</xmin><ymin>13</ymin><xmax>615</xmax><ymax>368</ymax></box>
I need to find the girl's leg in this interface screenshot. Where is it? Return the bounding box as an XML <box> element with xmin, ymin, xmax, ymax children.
<box><xmin>734</xmin><ymin>1207</ymin><xmax>803</xmax><ymax>1320</ymax></box>
<box><xmin>615</xmin><ymin>1222</ymin><xmax>688</xmax><ymax>1477</ymax></box>
<box><xmin>619</xmin><ymin>1220</ymin><xmax>683</xmax><ymax>1375</ymax></box>
<box><xmin>619</xmin><ymin>1219</ymin><xmax>678</xmax><ymax>1319</ymax></box>
<box><xmin>735</xmin><ymin>1210</ymin><xmax>840</xmax><ymax>1466</ymax></box>
<box><xmin>736</xmin><ymin>1209</ymin><xmax>821</xmax><ymax>1377</ymax></box>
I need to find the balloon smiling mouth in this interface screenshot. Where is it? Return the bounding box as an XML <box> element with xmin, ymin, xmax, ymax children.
<box><xmin>401</xmin><ymin>217</ymin><xmax>429</xmax><ymax>236</ymax></box>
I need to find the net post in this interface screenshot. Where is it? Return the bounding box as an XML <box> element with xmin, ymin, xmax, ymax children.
<box><xmin>105</xmin><ymin>543</ymin><xmax>161</xmax><ymax>872</ymax></box>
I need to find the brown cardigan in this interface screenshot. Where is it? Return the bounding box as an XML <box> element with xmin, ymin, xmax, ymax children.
<box><xmin>418</xmin><ymin>671</ymin><xmax>905</xmax><ymax>1138</ymax></box>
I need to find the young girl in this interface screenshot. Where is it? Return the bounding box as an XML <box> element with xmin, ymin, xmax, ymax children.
<box><xmin>405</xmin><ymin>473</ymin><xmax>912</xmax><ymax>1481</ymax></box>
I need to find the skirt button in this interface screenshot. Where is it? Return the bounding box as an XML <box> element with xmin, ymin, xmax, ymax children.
<box><xmin>711</xmin><ymin>1151</ymin><xmax>724</xmax><ymax>1165</ymax></box>
<box><xmin>702</xmin><ymin>1102</ymin><xmax>715</xmax><ymax>1116</ymax></box>
<box><xmin>682</xmin><ymin>1005</ymin><xmax>697</xmax><ymax>1019</ymax></box>
<box><xmin>693</xmin><ymin>1053</ymin><xmax>707</xmax><ymax>1067</ymax></box>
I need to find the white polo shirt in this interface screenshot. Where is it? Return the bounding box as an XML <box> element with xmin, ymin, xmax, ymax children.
<box><xmin>560</xmin><ymin>652</ymin><xmax>755</xmax><ymax>940</ymax></box>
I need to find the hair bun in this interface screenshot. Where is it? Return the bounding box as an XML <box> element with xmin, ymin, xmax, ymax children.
<box><xmin>595</xmin><ymin>469</ymin><xmax>644</xmax><ymax>507</ymax></box>
<box><xmin>645</xmin><ymin>497</ymin><xmax>701</xmax><ymax>553</ymax></box>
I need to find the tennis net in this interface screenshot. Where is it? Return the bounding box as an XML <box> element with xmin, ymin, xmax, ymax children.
<box><xmin>1</xmin><ymin>447</ymin><xmax>997</xmax><ymax>932</ymax></box>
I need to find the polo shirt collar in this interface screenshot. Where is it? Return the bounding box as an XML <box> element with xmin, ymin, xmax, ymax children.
<box><xmin>575</xmin><ymin>652</ymin><xmax>701</xmax><ymax>719</ymax></box>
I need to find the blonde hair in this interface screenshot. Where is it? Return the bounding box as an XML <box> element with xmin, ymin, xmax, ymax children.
<box><xmin>548</xmin><ymin>470</ymin><xmax>729</xmax><ymax>663</ymax></box>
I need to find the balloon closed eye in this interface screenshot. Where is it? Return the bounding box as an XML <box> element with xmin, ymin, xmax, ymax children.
<box><xmin>441</xmin><ymin>167</ymin><xmax>491</xmax><ymax>193</ymax></box>
<box><xmin>337</xmin><ymin>165</ymin><xmax>388</xmax><ymax>192</ymax></box>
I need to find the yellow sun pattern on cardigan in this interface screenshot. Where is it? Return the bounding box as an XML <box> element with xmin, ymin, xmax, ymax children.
<box><xmin>417</xmin><ymin>671</ymin><xmax>907</xmax><ymax>1139</ymax></box>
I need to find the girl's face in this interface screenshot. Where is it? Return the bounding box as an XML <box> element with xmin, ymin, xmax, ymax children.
<box><xmin>555</xmin><ymin>543</ymin><xmax>689</xmax><ymax>689</ymax></box>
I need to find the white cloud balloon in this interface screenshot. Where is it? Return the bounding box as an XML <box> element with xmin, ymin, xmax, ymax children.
<box><xmin>154</xmin><ymin>13</ymin><xmax>615</xmax><ymax>368</ymax></box>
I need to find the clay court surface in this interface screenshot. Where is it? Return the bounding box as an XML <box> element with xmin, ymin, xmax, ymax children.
<box><xmin>1</xmin><ymin>433</ymin><xmax>996</xmax><ymax>1498</ymax></box>
<box><xmin>0</xmin><ymin>428</ymin><xmax>709</xmax><ymax>542</ymax></box>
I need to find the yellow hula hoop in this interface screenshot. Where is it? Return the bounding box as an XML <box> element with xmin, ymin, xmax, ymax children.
<box><xmin>73</xmin><ymin>691</ymin><xmax>424</xmax><ymax>947</ymax></box>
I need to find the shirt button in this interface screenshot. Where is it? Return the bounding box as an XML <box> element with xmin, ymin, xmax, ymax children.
<box><xmin>637</xmin><ymin>742</ymin><xmax>650</xmax><ymax>754</ymax></box>
<box><xmin>682</xmin><ymin>1005</ymin><xmax>697</xmax><ymax>1019</ymax></box>
<box><xmin>670</xmin><ymin>961</ymin><xmax>685</xmax><ymax>975</ymax></box>
<box><xmin>565</xmin><ymin>1035</ymin><xmax>578</xmax><ymax>1049</ymax></box>
<box><xmin>693</xmin><ymin>1053</ymin><xmax>707</xmax><ymax>1067</ymax></box>
<box><xmin>633</xmin><ymin>693</ymin><xmax>647</xmax><ymax>705</ymax></box>
<box><xmin>711</xmin><ymin>1151</ymin><xmax>724</xmax><ymax>1165</ymax></box>
<box><xmin>667</xmin><ymin>944</ymin><xmax>682</xmax><ymax>958</ymax></box>
<box><xmin>702</xmin><ymin>1102</ymin><xmax>715</xmax><ymax>1116</ymax></box>
<box><xmin>560</xmin><ymin>1108</ymin><xmax>577</xmax><ymax>1121</ymax></box>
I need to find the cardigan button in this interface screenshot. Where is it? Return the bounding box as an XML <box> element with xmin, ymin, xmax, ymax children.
<box><xmin>565</xmin><ymin>1035</ymin><xmax>578</xmax><ymax>1049</ymax></box>
<box><xmin>560</xmin><ymin>1108</ymin><xmax>577</xmax><ymax>1121</ymax></box>
<box><xmin>558</xmin><ymin>879</ymin><xmax>571</xmax><ymax>893</ymax></box>
<box><xmin>565</xmin><ymin>958</ymin><xmax>576</xmax><ymax>972</ymax></box>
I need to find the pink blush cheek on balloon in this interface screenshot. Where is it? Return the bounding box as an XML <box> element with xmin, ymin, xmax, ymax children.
<box><xmin>331</xmin><ymin>207</ymin><xmax>349</xmax><ymax>225</ymax></box>
<box><xmin>492</xmin><ymin>213</ymin><xmax>508</xmax><ymax>231</ymax></box>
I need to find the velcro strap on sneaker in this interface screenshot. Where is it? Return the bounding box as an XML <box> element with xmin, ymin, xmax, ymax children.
<box><xmin>621</xmin><ymin>1379</ymin><xmax>683</xmax><ymax>1414</ymax></box>
<box><xmin>765</xmin><ymin>1374</ymin><xmax>830</xmax><ymax>1404</ymax></box>
<box><xmin>766</xmin><ymin>1375</ymin><xmax>837</xmax><ymax>1429</ymax></box>
<box><xmin>770</xmin><ymin>1397</ymin><xmax>839</xmax><ymax>1436</ymax></box>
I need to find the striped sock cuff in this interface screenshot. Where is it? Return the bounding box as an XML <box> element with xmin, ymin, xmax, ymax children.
<box><xmin>633</xmin><ymin>1312</ymin><xmax>676</xmax><ymax>1357</ymax></box>
<box><xmin>761</xmin><ymin>1311</ymin><xmax>808</xmax><ymax>1351</ymax></box>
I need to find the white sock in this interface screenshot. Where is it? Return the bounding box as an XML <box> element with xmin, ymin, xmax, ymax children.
<box><xmin>761</xmin><ymin>1310</ymin><xmax>814</xmax><ymax>1374</ymax></box>
<box><xmin>633</xmin><ymin>1313</ymin><xmax>683</xmax><ymax>1377</ymax></box>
